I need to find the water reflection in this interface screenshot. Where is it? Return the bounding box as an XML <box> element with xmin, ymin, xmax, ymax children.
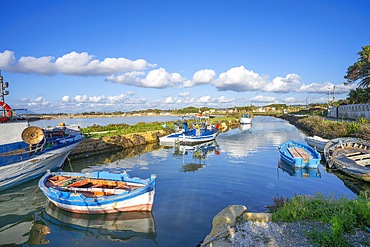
<box><xmin>174</xmin><ymin>140</ymin><xmax>219</xmax><ymax>172</ymax></box>
<box><xmin>239</xmin><ymin>124</ymin><xmax>252</xmax><ymax>131</ymax></box>
<box><xmin>327</xmin><ymin>169</ymin><xmax>370</xmax><ymax>195</ymax></box>
<box><xmin>27</xmin><ymin>220</ymin><xmax>51</xmax><ymax>245</ymax></box>
<box><xmin>41</xmin><ymin>204</ymin><xmax>157</xmax><ymax>244</ymax></box>
<box><xmin>218</xmin><ymin>117</ymin><xmax>306</xmax><ymax>159</ymax></box>
<box><xmin>277</xmin><ymin>159</ymin><xmax>321</xmax><ymax>178</ymax></box>
<box><xmin>0</xmin><ymin>181</ymin><xmax>47</xmax><ymax>246</ymax></box>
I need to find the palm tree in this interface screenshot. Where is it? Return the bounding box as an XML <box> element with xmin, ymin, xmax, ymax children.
<box><xmin>345</xmin><ymin>45</ymin><xmax>370</xmax><ymax>88</ymax></box>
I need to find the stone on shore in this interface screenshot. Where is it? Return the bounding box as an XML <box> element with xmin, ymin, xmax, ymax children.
<box><xmin>202</xmin><ymin>205</ymin><xmax>247</xmax><ymax>247</ymax></box>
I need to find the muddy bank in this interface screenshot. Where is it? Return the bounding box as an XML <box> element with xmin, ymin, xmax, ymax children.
<box><xmin>69</xmin><ymin>128</ymin><xmax>172</xmax><ymax>159</ymax></box>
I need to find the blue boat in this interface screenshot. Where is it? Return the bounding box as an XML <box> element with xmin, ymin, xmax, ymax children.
<box><xmin>39</xmin><ymin>170</ymin><xmax>156</xmax><ymax>214</ymax></box>
<box><xmin>278</xmin><ymin>140</ymin><xmax>321</xmax><ymax>168</ymax></box>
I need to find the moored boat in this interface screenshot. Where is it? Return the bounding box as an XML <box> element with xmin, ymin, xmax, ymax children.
<box><xmin>324</xmin><ymin>137</ymin><xmax>370</xmax><ymax>182</ymax></box>
<box><xmin>0</xmin><ymin>75</ymin><xmax>84</xmax><ymax>191</ymax></box>
<box><xmin>239</xmin><ymin>113</ymin><xmax>252</xmax><ymax>124</ymax></box>
<box><xmin>38</xmin><ymin>170</ymin><xmax>156</xmax><ymax>214</ymax></box>
<box><xmin>305</xmin><ymin>135</ymin><xmax>329</xmax><ymax>152</ymax></box>
<box><xmin>159</xmin><ymin>115</ymin><xmax>219</xmax><ymax>145</ymax></box>
<box><xmin>278</xmin><ymin>140</ymin><xmax>321</xmax><ymax>168</ymax></box>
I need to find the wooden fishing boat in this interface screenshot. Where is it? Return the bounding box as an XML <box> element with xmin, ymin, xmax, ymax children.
<box><xmin>278</xmin><ymin>140</ymin><xmax>321</xmax><ymax>168</ymax></box>
<box><xmin>305</xmin><ymin>135</ymin><xmax>329</xmax><ymax>153</ymax></box>
<box><xmin>324</xmin><ymin>137</ymin><xmax>370</xmax><ymax>182</ymax></box>
<box><xmin>39</xmin><ymin>170</ymin><xmax>156</xmax><ymax>214</ymax></box>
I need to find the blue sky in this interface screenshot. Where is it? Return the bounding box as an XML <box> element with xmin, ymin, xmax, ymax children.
<box><xmin>0</xmin><ymin>0</ymin><xmax>369</xmax><ymax>113</ymax></box>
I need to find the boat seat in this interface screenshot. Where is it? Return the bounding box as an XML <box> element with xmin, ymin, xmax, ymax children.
<box><xmin>288</xmin><ymin>148</ymin><xmax>312</xmax><ymax>159</ymax></box>
<box><xmin>347</xmin><ymin>153</ymin><xmax>370</xmax><ymax>166</ymax></box>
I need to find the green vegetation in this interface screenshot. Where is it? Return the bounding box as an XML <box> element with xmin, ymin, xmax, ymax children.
<box><xmin>345</xmin><ymin>45</ymin><xmax>370</xmax><ymax>89</ymax></box>
<box><xmin>81</xmin><ymin>121</ymin><xmax>174</xmax><ymax>138</ymax></box>
<box><xmin>81</xmin><ymin>115</ymin><xmax>238</xmax><ymax>138</ymax></box>
<box><xmin>294</xmin><ymin>115</ymin><xmax>370</xmax><ymax>140</ymax></box>
<box><xmin>270</xmin><ymin>193</ymin><xmax>370</xmax><ymax>246</ymax></box>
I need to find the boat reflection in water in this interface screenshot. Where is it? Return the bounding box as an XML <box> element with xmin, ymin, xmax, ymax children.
<box><xmin>175</xmin><ymin>140</ymin><xmax>219</xmax><ymax>172</ymax></box>
<box><xmin>278</xmin><ymin>159</ymin><xmax>321</xmax><ymax>178</ymax></box>
<box><xmin>0</xmin><ymin>180</ymin><xmax>49</xmax><ymax>246</ymax></box>
<box><xmin>42</xmin><ymin>203</ymin><xmax>157</xmax><ymax>244</ymax></box>
<box><xmin>239</xmin><ymin>124</ymin><xmax>252</xmax><ymax>131</ymax></box>
<box><xmin>327</xmin><ymin>169</ymin><xmax>370</xmax><ymax>195</ymax></box>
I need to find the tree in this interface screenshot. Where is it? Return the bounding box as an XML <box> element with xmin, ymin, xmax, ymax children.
<box><xmin>345</xmin><ymin>45</ymin><xmax>370</xmax><ymax>88</ymax></box>
<box><xmin>347</xmin><ymin>87</ymin><xmax>370</xmax><ymax>104</ymax></box>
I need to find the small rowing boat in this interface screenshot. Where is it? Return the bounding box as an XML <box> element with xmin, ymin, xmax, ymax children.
<box><xmin>39</xmin><ymin>170</ymin><xmax>156</xmax><ymax>214</ymax></box>
<box><xmin>278</xmin><ymin>140</ymin><xmax>321</xmax><ymax>168</ymax></box>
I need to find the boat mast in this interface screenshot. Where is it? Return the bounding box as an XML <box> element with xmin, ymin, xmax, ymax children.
<box><xmin>0</xmin><ymin>71</ymin><xmax>10</xmax><ymax>117</ymax></box>
<box><xmin>0</xmin><ymin>71</ymin><xmax>10</xmax><ymax>103</ymax></box>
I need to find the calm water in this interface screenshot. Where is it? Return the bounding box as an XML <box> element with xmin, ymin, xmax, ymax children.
<box><xmin>0</xmin><ymin>116</ymin><xmax>359</xmax><ymax>247</ymax></box>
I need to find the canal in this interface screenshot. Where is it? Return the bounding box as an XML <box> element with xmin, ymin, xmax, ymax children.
<box><xmin>0</xmin><ymin>116</ymin><xmax>359</xmax><ymax>247</ymax></box>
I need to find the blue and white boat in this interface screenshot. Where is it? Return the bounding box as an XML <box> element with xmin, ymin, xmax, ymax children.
<box><xmin>159</xmin><ymin>116</ymin><xmax>219</xmax><ymax>145</ymax></box>
<box><xmin>0</xmin><ymin>75</ymin><xmax>84</xmax><ymax>191</ymax></box>
<box><xmin>39</xmin><ymin>170</ymin><xmax>156</xmax><ymax>214</ymax></box>
<box><xmin>278</xmin><ymin>140</ymin><xmax>321</xmax><ymax>168</ymax></box>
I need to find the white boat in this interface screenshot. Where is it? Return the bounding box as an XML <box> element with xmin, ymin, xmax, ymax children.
<box><xmin>239</xmin><ymin>113</ymin><xmax>252</xmax><ymax>124</ymax></box>
<box><xmin>305</xmin><ymin>135</ymin><xmax>329</xmax><ymax>152</ymax></box>
<box><xmin>0</xmin><ymin>75</ymin><xmax>84</xmax><ymax>191</ymax></box>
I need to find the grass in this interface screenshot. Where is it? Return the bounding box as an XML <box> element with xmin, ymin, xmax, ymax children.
<box><xmin>270</xmin><ymin>193</ymin><xmax>370</xmax><ymax>246</ymax></box>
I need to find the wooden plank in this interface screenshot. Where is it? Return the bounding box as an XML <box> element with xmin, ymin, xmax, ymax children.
<box><xmin>288</xmin><ymin>147</ymin><xmax>311</xmax><ymax>159</ymax></box>
<box><xmin>288</xmin><ymin>148</ymin><xmax>300</xmax><ymax>158</ymax></box>
<box><xmin>294</xmin><ymin>148</ymin><xmax>312</xmax><ymax>159</ymax></box>
<box><xmin>354</xmin><ymin>159</ymin><xmax>370</xmax><ymax>167</ymax></box>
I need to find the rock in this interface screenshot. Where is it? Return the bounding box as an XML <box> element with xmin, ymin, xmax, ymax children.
<box><xmin>241</xmin><ymin>212</ymin><xmax>272</xmax><ymax>223</ymax></box>
<box><xmin>202</xmin><ymin>205</ymin><xmax>247</xmax><ymax>247</ymax></box>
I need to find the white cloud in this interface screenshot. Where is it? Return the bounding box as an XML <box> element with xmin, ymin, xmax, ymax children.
<box><xmin>199</xmin><ymin>95</ymin><xmax>211</xmax><ymax>103</ymax></box>
<box><xmin>184</xmin><ymin>69</ymin><xmax>216</xmax><ymax>87</ymax></box>
<box><xmin>263</xmin><ymin>73</ymin><xmax>302</xmax><ymax>92</ymax></box>
<box><xmin>250</xmin><ymin>95</ymin><xmax>278</xmax><ymax>103</ymax></box>
<box><xmin>165</xmin><ymin>97</ymin><xmax>175</xmax><ymax>103</ymax></box>
<box><xmin>0</xmin><ymin>50</ymin><xmax>16</xmax><ymax>71</ymax></box>
<box><xmin>0</xmin><ymin>50</ymin><xmax>154</xmax><ymax>76</ymax></box>
<box><xmin>74</xmin><ymin>95</ymin><xmax>89</xmax><ymax>103</ymax></box>
<box><xmin>179</xmin><ymin>91</ymin><xmax>190</xmax><ymax>97</ymax></box>
<box><xmin>212</xmin><ymin>66</ymin><xmax>268</xmax><ymax>91</ymax></box>
<box><xmin>107</xmin><ymin>68</ymin><xmax>185</xmax><ymax>88</ymax></box>
<box><xmin>62</xmin><ymin>95</ymin><xmax>71</xmax><ymax>102</ymax></box>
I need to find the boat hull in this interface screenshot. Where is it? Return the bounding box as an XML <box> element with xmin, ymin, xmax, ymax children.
<box><xmin>0</xmin><ymin>142</ymin><xmax>80</xmax><ymax>191</ymax></box>
<box><xmin>305</xmin><ymin>136</ymin><xmax>329</xmax><ymax>153</ymax></box>
<box><xmin>239</xmin><ymin>118</ymin><xmax>252</xmax><ymax>124</ymax></box>
<box><xmin>39</xmin><ymin>171</ymin><xmax>156</xmax><ymax>214</ymax></box>
<box><xmin>279</xmin><ymin>140</ymin><xmax>321</xmax><ymax>168</ymax></box>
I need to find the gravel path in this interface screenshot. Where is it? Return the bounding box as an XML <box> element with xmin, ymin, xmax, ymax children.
<box><xmin>229</xmin><ymin>221</ymin><xmax>370</xmax><ymax>247</ymax></box>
